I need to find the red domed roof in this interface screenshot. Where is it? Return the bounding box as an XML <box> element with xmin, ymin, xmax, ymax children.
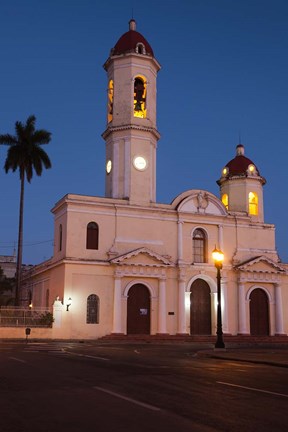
<box><xmin>112</xmin><ymin>19</ymin><xmax>154</xmax><ymax>57</ymax></box>
<box><xmin>225</xmin><ymin>145</ymin><xmax>260</xmax><ymax>176</ymax></box>
<box><xmin>217</xmin><ymin>144</ymin><xmax>266</xmax><ymax>186</ymax></box>
<box><xmin>226</xmin><ymin>155</ymin><xmax>256</xmax><ymax>175</ymax></box>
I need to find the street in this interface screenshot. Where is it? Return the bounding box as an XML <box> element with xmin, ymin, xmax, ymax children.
<box><xmin>1</xmin><ymin>341</ymin><xmax>288</xmax><ymax>431</ymax></box>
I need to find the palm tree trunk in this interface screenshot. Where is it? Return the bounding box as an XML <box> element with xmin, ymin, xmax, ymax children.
<box><xmin>15</xmin><ymin>171</ymin><xmax>24</xmax><ymax>306</ymax></box>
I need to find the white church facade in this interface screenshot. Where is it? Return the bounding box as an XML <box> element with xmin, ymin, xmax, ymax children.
<box><xmin>24</xmin><ymin>20</ymin><xmax>288</xmax><ymax>340</ymax></box>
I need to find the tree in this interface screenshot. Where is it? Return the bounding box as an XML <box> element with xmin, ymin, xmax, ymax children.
<box><xmin>0</xmin><ymin>266</ymin><xmax>15</xmax><ymax>296</ymax></box>
<box><xmin>0</xmin><ymin>115</ymin><xmax>52</xmax><ymax>305</ymax></box>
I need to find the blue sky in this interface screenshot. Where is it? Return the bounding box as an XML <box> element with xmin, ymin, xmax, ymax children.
<box><xmin>0</xmin><ymin>0</ymin><xmax>288</xmax><ymax>264</ymax></box>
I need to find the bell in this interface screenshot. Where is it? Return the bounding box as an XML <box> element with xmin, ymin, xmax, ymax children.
<box><xmin>134</xmin><ymin>101</ymin><xmax>142</xmax><ymax>111</ymax></box>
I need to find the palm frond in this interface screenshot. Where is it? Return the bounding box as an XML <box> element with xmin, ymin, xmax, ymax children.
<box><xmin>0</xmin><ymin>134</ymin><xmax>18</xmax><ymax>145</ymax></box>
<box><xmin>37</xmin><ymin>147</ymin><xmax>52</xmax><ymax>169</ymax></box>
<box><xmin>4</xmin><ymin>145</ymin><xmax>24</xmax><ymax>175</ymax></box>
<box><xmin>15</xmin><ymin>121</ymin><xmax>25</xmax><ymax>141</ymax></box>
<box><xmin>25</xmin><ymin>164</ymin><xmax>33</xmax><ymax>183</ymax></box>
<box><xmin>31</xmin><ymin>129</ymin><xmax>52</xmax><ymax>145</ymax></box>
<box><xmin>25</xmin><ymin>115</ymin><xmax>36</xmax><ymax>138</ymax></box>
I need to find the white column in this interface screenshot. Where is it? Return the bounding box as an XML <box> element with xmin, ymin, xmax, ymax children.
<box><xmin>212</xmin><ymin>292</ymin><xmax>217</xmax><ymax>334</ymax></box>
<box><xmin>218</xmin><ymin>224</ymin><xmax>223</xmax><ymax>251</ymax></box>
<box><xmin>177</xmin><ymin>278</ymin><xmax>187</xmax><ymax>334</ymax></box>
<box><xmin>221</xmin><ymin>277</ymin><xmax>228</xmax><ymax>333</ymax></box>
<box><xmin>238</xmin><ymin>282</ymin><xmax>248</xmax><ymax>334</ymax></box>
<box><xmin>150</xmin><ymin>142</ymin><xmax>156</xmax><ymax>202</ymax></box>
<box><xmin>112</xmin><ymin>276</ymin><xmax>122</xmax><ymax>333</ymax></box>
<box><xmin>177</xmin><ymin>220</ymin><xmax>183</xmax><ymax>263</ymax></box>
<box><xmin>275</xmin><ymin>283</ymin><xmax>285</xmax><ymax>335</ymax></box>
<box><xmin>124</xmin><ymin>138</ymin><xmax>130</xmax><ymax>198</ymax></box>
<box><xmin>158</xmin><ymin>278</ymin><xmax>167</xmax><ymax>334</ymax></box>
<box><xmin>112</xmin><ymin>140</ymin><xmax>119</xmax><ymax>198</ymax></box>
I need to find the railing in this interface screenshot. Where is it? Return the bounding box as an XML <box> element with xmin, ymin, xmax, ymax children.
<box><xmin>0</xmin><ymin>307</ymin><xmax>53</xmax><ymax>327</ymax></box>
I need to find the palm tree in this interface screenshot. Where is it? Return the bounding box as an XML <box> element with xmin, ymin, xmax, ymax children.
<box><xmin>0</xmin><ymin>115</ymin><xmax>52</xmax><ymax>305</ymax></box>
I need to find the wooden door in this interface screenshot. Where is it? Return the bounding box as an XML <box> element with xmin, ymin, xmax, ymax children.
<box><xmin>127</xmin><ymin>284</ymin><xmax>150</xmax><ymax>335</ymax></box>
<box><xmin>190</xmin><ymin>279</ymin><xmax>211</xmax><ymax>335</ymax></box>
<box><xmin>250</xmin><ymin>288</ymin><xmax>269</xmax><ymax>336</ymax></box>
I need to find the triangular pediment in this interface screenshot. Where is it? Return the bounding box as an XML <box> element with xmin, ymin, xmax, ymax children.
<box><xmin>110</xmin><ymin>247</ymin><xmax>174</xmax><ymax>267</ymax></box>
<box><xmin>235</xmin><ymin>256</ymin><xmax>286</xmax><ymax>274</ymax></box>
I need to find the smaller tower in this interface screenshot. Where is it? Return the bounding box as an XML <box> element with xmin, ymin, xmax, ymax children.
<box><xmin>217</xmin><ymin>144</ymin><xmax>266</xmax><ymax>222</ymax></box>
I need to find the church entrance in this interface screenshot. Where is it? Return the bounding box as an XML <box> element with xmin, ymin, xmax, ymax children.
<box><xmin>127</xmin><ymin>284</ymin><xmax>151</xmax><ymax>335</ymax></box>
<box><xmin>249</xmin><ymin>288</ymin><xmax>269</xmax><ymax>335</ymax></box>
<box><xmin>190</xmin><ymin>279</ymin><xmax>211</xmax><ymax>335</ymax></box>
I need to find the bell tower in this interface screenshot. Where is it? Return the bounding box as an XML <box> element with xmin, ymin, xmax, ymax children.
<box><xmin>217</xmin><ymin>144</ymin><xmax>266</xmax><ymax>223</ymax></box>
<box><xmin>102</xmin><ymin>20</ymin><xmax>161</xmax><ymax>205</ymax></box>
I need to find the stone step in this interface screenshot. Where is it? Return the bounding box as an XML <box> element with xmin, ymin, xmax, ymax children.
<box><xmin>99</xmin><ymin>333</ymin><xmax>288</xmax><ymax>345</ymax></box>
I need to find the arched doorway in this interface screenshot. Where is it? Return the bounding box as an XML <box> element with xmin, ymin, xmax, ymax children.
<box><xmin>190</xmin><ymin>279</ymin><xmax>211</xmax><ymax>335</ymax></box>
<box><xmin>249</xmin><ymin>288</ymin><xmax>269</xmax><ymax>335</ymax></box>
<box><xmin>127</xmin><ymin>284</ymin><xmax>150</xmax><ymax>335</ymax></box>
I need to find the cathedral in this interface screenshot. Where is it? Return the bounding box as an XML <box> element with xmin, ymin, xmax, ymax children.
<box><xmin>24</xmin><ymin>20</ymin><xmax>288</xmax><ymax>340</ymax></box>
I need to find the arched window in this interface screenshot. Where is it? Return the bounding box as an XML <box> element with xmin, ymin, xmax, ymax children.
<box><xmin>59</xmin><ymin>224</ymin><xmax>62</xmax><ymax>251</ymax></box>
<box><xmin>133</xmin><ymin>76</ymin><xmax>147</xmax><ymax>118</ymax></box>
<box><xmin>107</xmin><ymin>79</ymin><xmax>113</xmax><ymax>123</ymax></box>
<box><xmin>193</xmin><ymin>228</ymin><xmax>207</xmax><ymax>263</ymax></box>
<box><xmin>222</xmin><ymin>193</ymin><xmax>228</xmax><ymax>210</ymax></box>
<box><xmin>86</xmin><ymin>222</ymin><xmax>99</xmax><ymax>250</ymax></box>
<box><xmin>249</xmin><ymin>192</ymin><xmax>258</xmax><ymax>215</ymax></box>
<box><xmin>87</xmin><ymin>294</ymin><xmax>99</xmax><ymax>324</ymax></box>
<box><xmin>46</xmin><ymin>289</ymin><xmax>50</xmax><ymax>308</ymax></box>
<box><xmin>136</xmin><ymin>42</ymin><xmax>146</xmax><ymax>55</ymax></box>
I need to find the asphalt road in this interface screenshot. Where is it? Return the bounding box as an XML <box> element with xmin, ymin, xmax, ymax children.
<box><xmin>1</xmin><ymin>341</ymin><xmax>288</xmax><ymax>432</ymax></box>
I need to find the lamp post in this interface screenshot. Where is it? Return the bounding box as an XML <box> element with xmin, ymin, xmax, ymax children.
<box><xmin>212</xmin><ymin>247</ymin><xmax>225</xmax><ymax>349</ymax></box>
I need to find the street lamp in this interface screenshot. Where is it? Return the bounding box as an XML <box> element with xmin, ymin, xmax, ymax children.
<box><xmin>212</xmin><ymin>247</ymin><xmax>225</xmax><ymax>349</ymax></box>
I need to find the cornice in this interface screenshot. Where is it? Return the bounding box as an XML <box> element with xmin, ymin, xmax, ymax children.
<box><xmin>102</xmin><ymin>124</ymin><xmax>160</xmax><ymax>140</ymax></box>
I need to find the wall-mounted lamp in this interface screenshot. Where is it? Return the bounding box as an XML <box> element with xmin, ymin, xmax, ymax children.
<box><xmin>66</xmin><ymin>297</ymin><xmax>72</xmax><ymax>311</ymax></box>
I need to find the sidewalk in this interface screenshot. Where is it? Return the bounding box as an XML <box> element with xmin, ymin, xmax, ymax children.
<box><xmin>198</xmin><ymin>347</ymin><xmax>288</xmax><ymax>368</ymax></box>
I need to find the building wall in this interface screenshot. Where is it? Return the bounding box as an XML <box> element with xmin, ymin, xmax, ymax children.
<box><xmin>24</xmin><ymin>188</ymin><xmax>288</xmax><ymax>340</ymax></box>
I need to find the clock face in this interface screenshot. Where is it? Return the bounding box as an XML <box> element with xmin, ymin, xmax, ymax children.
<box><xmin>106</xmin><ymin>160</ymin><xmax>112</xmax><ymax>174</ymax></box>
<box><xmin>133</xmin><ymin>156</ymin><xmax>147</xmax><ymax>171</ymax></box>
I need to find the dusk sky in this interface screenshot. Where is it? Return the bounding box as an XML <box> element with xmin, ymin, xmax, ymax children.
<box><xmin>1</xmin><ymin>0</ymin><xmax>288</xmax><ymax>265</ymax></box>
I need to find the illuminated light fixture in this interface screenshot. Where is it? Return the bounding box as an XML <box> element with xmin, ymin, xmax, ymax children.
<box><xmin>66</xmin><ymin>297</ymin><xmax>72</xmax><ymax>311</ymax></box>
<box><xmin>222</xmin><ymin>167</ymin><xmax>228</xmax><ymax>175</ymax></box>
<box><xmin>29</xmin><ymin>303</ymin><xmax>33</xmax><ymax>309</ymax></box>
<box><xmin>212</xmin><ymin>247</ymin><xmax>224</xmax><ymax>266</ymax></box>
<box><xmin>248</xmin><ymin>164</ymin><xmax>255</xmax><ymax>173</ymax></box>
<box><xmin>133</xmin><ymin>156</ymin><xmax>147</xmax><ymax>171</ymax></box>
<box><xmin>106</xmin><ymin>160</ymin><xmax>112</xmax><ymax>174</ymax></box>
<box><xmin>212</xmin><ymin>247</ymin><xmax>225</xmax><ymax>350</ymax></box>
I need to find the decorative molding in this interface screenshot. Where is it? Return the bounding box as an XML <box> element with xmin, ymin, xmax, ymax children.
<box><xmin>235</xmin><ymin>255</ymin><xmax>286</xmax><ymax>274</ymax></box>
<box><xmin>110</xmin><ymin>247</ymin><xmax>174</xmax><ymax>267</ymax></box>
<box><xmin>238</xmin><ymin>273</ymin><xmax>281</xmax><ymax>284</ymax></box>
<box><xmin>172</xmin><ymin>189</ymin><xmax>227</xmax><ymax>216</ymax></box>
<box><xmin>114</xmin><ymin>266</ymin><xmax>167</xmax><ymax>279</ymax></box>
<box><xmin>102</xmin><ymin>124</ymin><xmax>160</xmax><ymax>140</ymax></box>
